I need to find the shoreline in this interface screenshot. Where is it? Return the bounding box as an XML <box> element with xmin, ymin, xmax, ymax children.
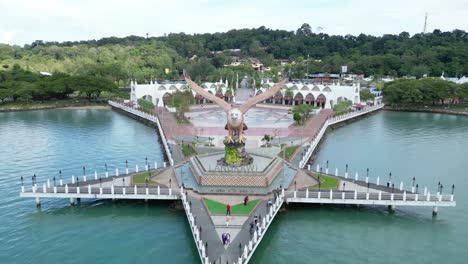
<box><xmin>384</xmin><ymin>106</ymin><xmax>468</xmax><ymax>117</ymax></box>
<box><xmin>0</xmin><ymin>102</ymin><xmax>110</xmax><ymax>112</ymax></box>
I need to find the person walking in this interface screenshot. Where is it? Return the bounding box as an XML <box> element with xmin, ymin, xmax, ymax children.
<box><xmin>226</xmin><ymin>204</ymin><xmax>231</xmax><ymax>215</ymax></box>
<box><xmin>244</xmin><ymin>196</ymin><xmax>249</xmax><ymax>206</ymax></box>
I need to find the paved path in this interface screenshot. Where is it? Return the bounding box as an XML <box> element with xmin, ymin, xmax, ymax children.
<box><xmin>154</xmin><ymin>107</ymin><xmax>194</xmax><ymax>140</ymax></box>
<box><xmin>289</xmin><ymin>109</ymin><xmax>334</xmax><ymax>166</ymax></box>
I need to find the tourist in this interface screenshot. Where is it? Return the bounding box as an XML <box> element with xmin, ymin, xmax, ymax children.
<box><xmin>267</xmin><ymin>199</ymin><xmax>272</xmax><ymax>208</ymax></box>
<box><xmin>249</xmin><ymin>221</ymin><xmax>255</xmax><ymax>238</ymax></box>
<box><xmin>244</xmin><ymin>196</ymin><xmax>249</xmax><ymax>206</ymax></box>
<box><xmin>254</xmin><ymin>215</ymin><xmax>259</xmax><ymax>230</ymax></box>
<box><xmin>226</xmin><ymin>233</ymin><xmax>231</xmax><ymax>244</ymax></box>
<box><xmin>221</xmin><ymin>233</ymin><xmax>227</xmax><ymax>245</ymax></box>
<box><xmin>226</xmin><ymin>204</ymin><xmax>231</xmax><ymax>215</ymax></box>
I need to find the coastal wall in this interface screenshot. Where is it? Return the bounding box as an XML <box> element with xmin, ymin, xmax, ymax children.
<box><xmin>108</xmin><ymin>101</ymin><xmax>174</xmax><ymax>166</ymax></box>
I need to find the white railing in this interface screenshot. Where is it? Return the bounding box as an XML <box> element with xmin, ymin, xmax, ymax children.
<box><xmin>181</xmin><ymin>189</ymin><xmax>209</xmax><ymax>264</ymax></box>
<box><xmin>298</xmin><ymin>104</ymin><xmax>384</xmax><ymax>168</ymax></box>
<box><xmin>109</xmin><ymin>101</ymin><xmax>174</xmax><ymax>166</ymax></box>
<box><xmin>242</xmin><ymin>190</ymin><xmax>284</xmax><ymax>264</ymax></box>
<box><xmin>328</xmin><ymin>104</ymin><xmax>384</xmax><ymax>125</ymax></box>
<box><xmin>285</xmin><ymin>190</ymin><xmax>455</xmax><ymax>206</ymax></box>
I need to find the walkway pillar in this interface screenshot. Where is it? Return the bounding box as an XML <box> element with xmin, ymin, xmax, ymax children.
<box><xmin>345</xmin><ymin>172</ymin><xmax>348</xmax><ymax>179</ymax></box>
<box><xmin>70</xmin><ymin>197</ymin><xmax>75</xmax><ymax>205</ymax></box>
<box><xmin>94</xmin><ymin>171</ymin><xmax>98</xmax><ymax>180</ymax></box>
<box><xmin>329</xmin><ymin>189</ymin><xmax>333</xmax><ymax>199</ymax></box>
<box><xmin>126</xmin><ymin>168</ymin><xmax>129</xmax><ymax>175</ymax></box>
<box><xmin>47</xmin><ymin>179</ymin><xmax>51</xmax><ymax>188</ymax></box>
<box><xmin>157</xmin><ymin>185</ymin><xmax>160</xmax><ymax>195</ymax></box>
<box><xmin>424</xmin><ymin>187</ymin><xmax>427</xmax><ymax>195</ymax></box>
<box><xmin>134</xmin><ymin>185</ymin><xmax>137</xmax><ymax>194</ymax></box>
<box><xmin>433</xmin><ymin>206</ymin><xmax>438</xmax><ymax>216</ymax></box>
<box><xmin>154</xmin><ymin>162</ymin><xmax>158</xmax><ymax>169</ymax></box>
<box><xmin>388</xmin><ymin>205</ymin><xmax>395</xmax><ymax>213</ymax></box>
<box><xmin>335</xmin><ymin>168</ymin><xmax>338</xmax><ymax>176</ymax></box>
<box><xmin>164</xmin><ymin>162</ymin><xmax>167</xmax><ymax>168</ymax></box>
<box><xmin>111</xmin><ymin>185</ymin><xmax>114</xmax><ymax>195</ymax></box>
<box><xmin>145</xmin><ymin>165</ymin><xmax>148</xmax><ymax>171</ymax></box>
<box><xmin>243</xmin><ymin>245</ymin><xmax>248</xmax><ymax>259</ymax></box>
<box><xmin>426</xmin><ymin>192</ymin><xmax>430</xmax><ymax>201</ymax></box>
<box><xmin>53</xmin><ymin>186</ymin><xmax>57</xmax><ymax>193</ymax></box>
<box><xmin>318</xmin><ymin>191</ymin><xmax>321</xmax><ymax>199</ymax></box>
<box><xmin>249</xmin><ymin>240</ymin><xmax>253</xmax><ymax>251</ymax></box>
<box><xmin>88</xmin><ymin>184</ymin><xmax>91</xmax><ymax>194</ymax></box>
<box><xmin>378</xmin><ymin>191</ymin><xmax>382</xmax><ymax>200</ymax></box>
<box><xmin>354</xmin><ymin>191</ymin><xmax>357</xmax><ymax>200</ymax></box>
<box><xmin>365</xmin><ymin>176</ymin><xmax>368</xmax><ymax>183</ymax></box>
<box><xmin>325</xmin><ymin>168</ymin><xmax>329</xmax><ymax>174</ymax></box>
<box><xmin>71</xmin><ymin>176</ymin><xmax>75</xmax><ymax>184</ymax></box>
<box><xmin>65</xmin><ymin>184</ymin><xmax>68</xmax><ymax>193</ymax></box>
<box><xmin>116</xmin><ymin>168</ymin><xmax>119</xmax><ymax>176</ymax></box>
<box><xmin>403</xmin><ymin>191</ymin><xmax>407</xmax><ymax>201</ymax></box>
<box><xmin>105</xmin><ymin>171</ymin><xmax>109</xmax><ymax>178</ymax></box>
<box><xmin>42</xmin><ymin>183</ymin><xmax>47</xmax><ymax>193</ymax></box>
<box><xmin>376</xmin><ymin>177</ymin><xmax>380</xmax><ymax>186</ymax></box>
<box><xmin>59</xmin><ymin>179</ymin><xmax>63</xmax><ymax>185</ymax></box>
<box><xmin>293</xmin><ymin>191</ymin><xmax>296</xmax><ymax>198</ymax></box>
<box><xmin>135</xmin><ymin>165</ymin><xmax>139</xmax><ymax>173</ymax></box>
<box><xmin>355</xmin><ymin>172</ymin><xmax>358</xmax><ymax>181</ymax></box>
<box><xmin>306</xmin><ymin>188</ymin><xmax>309</xmax><ymax>198</ymax></box>
<box><xmin>399</xmin><ymin>181</ymin><xmax>403</xmax><ymax>191</ymax></box>
<box><xmin>307</xmin><ymin>164</ymin><xmax>311</xmax><ymax>171</ymax></box>
<box><xmin>35</xmin><ymin>197</ymin><xmax>41</xmax><ymax>207</ymax></box>
<box><xmin>316</xmin><ymin>164</ymin><xmax>320</xmax><ymax>171</ymax></box>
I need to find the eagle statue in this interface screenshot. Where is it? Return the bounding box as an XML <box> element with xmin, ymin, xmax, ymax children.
<box><xmin>185</xmin><ymin>77</ymin><xmax>287</xmax><ymax>143</ymax></box>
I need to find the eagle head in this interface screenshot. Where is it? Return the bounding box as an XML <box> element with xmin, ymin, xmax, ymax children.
<box><xmin>227</xmin><ymin>108</ymin><xmax>243</xmax><ymax>127</ymax></box>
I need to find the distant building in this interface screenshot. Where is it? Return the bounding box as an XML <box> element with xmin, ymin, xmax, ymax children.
<box><xmin>130</xmin><ymin>80</ymin><xmax>234</xmax><ymax>107</ymax></box>
<box><xmin>256</xmin><ymin>80</ymin><xmax>361</xmax><ymax>109</ymax></box>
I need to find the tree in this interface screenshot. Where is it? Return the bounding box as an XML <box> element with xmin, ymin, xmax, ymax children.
<box><xmin>360</xmin><ymin>89</ymin><xmax>375</xmax><ymax>101</ymax></box>
<box><xmin>292</xmin><ymin>104</ymin><xmax>313</xmax><ymax>125</ymax></box>
<box><xmin>168</xmin><ymin>90</ymin><xmax>195</xmax><ymax>120</ymax></box>
<box><xmin>261</xmin><ymin>134</ymin><xmax>274</xmax><ymax>147</ymax></box>
<box><xmin>293</xmin><ymin>112</ymin><xmax>301</xmax><ymax>124</ymax></box>
<box><xmin>137</xmin><ymin>98</ymin><xmax>154</xmax><ymax>112</ymax></box>
<box><xmin>333</xmin><ymin>100</ymin><xmax>353</xmax><ymax>114</ymax></box>
<box><xmin>296</xmin><ymin>23</ymin><xmax>312</xmax><ymax>37</ymax></box>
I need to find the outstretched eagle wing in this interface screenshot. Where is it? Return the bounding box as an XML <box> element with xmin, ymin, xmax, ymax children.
<box><xmin>185</xmin><ymin>77</ymin><xmax>232</xmax><ymax>112</ymax></box>
<box><xmin>240</xmin><ymin>78</ymin><xmax>287</xmax><ymax>113</ymax></box>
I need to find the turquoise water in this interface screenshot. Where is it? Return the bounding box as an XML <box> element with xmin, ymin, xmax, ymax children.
<box><xmin>251</xmin><ymin>111</ymin><xmax>468</xmax><ymax>263</ymax></box>
<box><xmin>0</xmin><ymin>109</ymin><xmax>198</xmax><ymax>263</ymax></box>
<box><xmin>2</xmin><ymin>110</ymin><xmax>467</xmax><ymax>263</ymax></box>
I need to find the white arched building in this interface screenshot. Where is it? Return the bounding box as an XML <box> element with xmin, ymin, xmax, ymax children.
<box><xmin>130</xmin><ymin>79</ymin><xmax>234</xmax><ymax>107</ymax></box>
<box><xmin>130</xmin><ymin>79</ymin><xmax>360</xmax><ymax>109</ymax></box>
<box><xmin>256</xmin><ymin>80</ymin><xmax>361</xmax><ymax>109</ymax></box>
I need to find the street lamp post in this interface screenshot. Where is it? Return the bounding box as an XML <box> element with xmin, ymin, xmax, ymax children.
<box><xmin>83</xmin><ymin>166</ymin><xmax>85</xmax><ymax>176</ymax></box>
<box><xmin>412</xmin><ymin>177</ymin><xmax>415</xmax><ymax>187</ymax></box>
<box><xmin>145</xmin><ymin>178</ymin><xmax>148</xmax><ymax>188</ymax></box>
<box><xmin>105</xmin><ymin>163</ymin><xmax>108</xmax><ymax>173</ymax></box>
<box><xmin>452</xmin><ymin>184</ymin><xmax>455</xmax><ymax>195</ymax></box>
<box><xmin>169</xmin><ymin>178</ymin><xmax>172</xmax><ymax>189</ymax></box>
<box><xmin>53</xmin><ymin>177</ymin><xmax>56</xmax><ymax>187</ymax></box>
<box><xmin>76</xmin><ymin>177</ymin><xmax>79</xmax><ymax>187</ymax></box>
<box><xmin>440</xmin><ymin>184</ymin><xmax>443</xmax><ymax>194</ymax></box>
<box><xmin>294</xmin><ymin>180</ymin><xmax>297</xmax><ymax>191</ymax></box>
<box><xmin>416</xmin><ymin>184</ymin><xmax>419</xmax><ymax>193</ymax></box>
<box><xmin>122</xmin><ymin>178</ymin><xmax>125</xmax><ymax>186</ymax></box>
<box><xmin>343</xmin><ymin>182</ymin><xmax>346</xmax><ymax>191</ymax></box>
<box><xmin>145</xmin><ymin>157</ymin><xmax>148</xmax><ymax>166</ymax></box>
<box><xmin>345</xmin><ymin>164</ymin><xmax>348</xmax><ymax>173</ymax></box>
<box><xmin>366</xmin><ymin>168</ymin><xmax>369</xmax><ymax>178</ymax></box>
<box><xmin>326</xmin><ymin>160</ymin><xmax>329</xmax><ymax>173</ymax></box>
<box><xmin>367</xmin><ymin>182</ymin><xmax>370</xmax><ymax>193</ymax></box>
<box><xmin>438</xmin><ymin>182</ymin><xmax>441</xmax><ymax>192</ymax></box>
<box><xmin>59</xmin><ymin>170</ymin><xmax>62</xmax><ymax>181</ymax></box>
<box><xmin>21</xmin><ymin>176</ymin><xmax>23</xmax><ymax>186</ymax></box>
<box><xmin>99</xmin><ymin>177</ymin><xmax>102</xmax><ymax>187</ymax></box>
<box><xmin>391</xmin><ymin>183</ymin><xmax>394</xmax><ymax>193</ymax></box>
<box><xmin>126</xmin><ymin>160</ymin><xmax>128</xmax><ymax>169</ymax></box>
<box><xmin>319</xmin><ymin>167</ymin><xmax>322</xmax><ymax>191</ymax></box>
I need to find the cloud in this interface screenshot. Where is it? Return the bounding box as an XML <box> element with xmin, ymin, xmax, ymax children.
<box><xmin>0</xmin><ymin>0</ymin><xmax>467</xmax><ymax>46</ymax></box>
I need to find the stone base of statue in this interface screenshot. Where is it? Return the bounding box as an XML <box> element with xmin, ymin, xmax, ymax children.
<box><xmin>217</xmin><ymin>139</ymin><xmax>253</xmax><ymax>167</ymax></box>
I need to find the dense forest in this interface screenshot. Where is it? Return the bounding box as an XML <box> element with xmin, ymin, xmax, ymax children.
<box><xmin>0</xmin><ymin>24</ymin><xmax>467</xmax><ymax>85</ymax></box>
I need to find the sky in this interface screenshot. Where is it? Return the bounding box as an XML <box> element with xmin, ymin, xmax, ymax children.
<box><xmin>0</xmin><ymin>0</ymin><xmax>467</xmax><ymax>46</ymax></box>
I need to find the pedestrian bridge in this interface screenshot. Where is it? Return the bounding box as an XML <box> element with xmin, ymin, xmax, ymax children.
<box><xmin>285</xmin><ymin>189</ymin><xmax>455</xmax><ymax>210</ymax></box>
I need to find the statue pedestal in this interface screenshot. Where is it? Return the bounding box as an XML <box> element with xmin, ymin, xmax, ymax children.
<box><xmin>218</xmin><ymin>140</ymin><xmax>253</xmax><ymax>167</ymax></box>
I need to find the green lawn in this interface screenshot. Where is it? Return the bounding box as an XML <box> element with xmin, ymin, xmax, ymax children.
<box><xmin>279</xmin><ymin>145</ymin><xmax>299</xmax><ymax>160</ymax></box>
<box><xmin>181</xmin><ymin>144</ymin><xmax>196</xmax><ymax>157</ymax></box>
<box><xmin>307</xmin><ymin>175</ymin><xmax>339</xmax><ymax>189</ymax></box>
<box><xmin>132</xmin><ymin>171</ymin><xmax>159</xmax><ymax>186</ymax></box>
<box><xmin>203</xmin><ymin>198</ymin><xmax>260</xmax><ymax>215</ymax></box>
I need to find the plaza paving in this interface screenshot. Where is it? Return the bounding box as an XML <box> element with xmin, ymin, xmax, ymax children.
<box><xmin>186</xmin><ymin>107</ymin><xmax>293</xmax><ymax>128</ymax></box>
